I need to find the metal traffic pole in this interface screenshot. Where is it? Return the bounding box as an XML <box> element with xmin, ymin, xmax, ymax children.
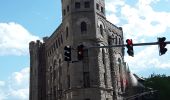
<box><xmin>86</xmin><ymin>41</ymin><xmax>170</xmax><ymax>49</ymax></box>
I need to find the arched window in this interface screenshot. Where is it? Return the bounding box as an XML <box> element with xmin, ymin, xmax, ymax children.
<box><xmin>102</xmin><ymin>49</ymin><xmax>105</xmax><ymax>65</ymax></box>
<box><xmin>115</xmin><ymin>36</ymin><xmax>118</xmax><ymax>44</ymax></box>
<box><xmin>58</xmin><ymin>38</ymin><xmax>60</xmax><ymax>46</ymax></box>
<box><xmin>61</xmin><ymin>35</ymin><xmax>63</xmax><ymax>44</ymax></box>
<box><xmin>53</xmin><ymin>60</ymin><xmax>57</xmax><ymax>80</ymax></box>
<box><xmin>53</xmin><ymin>60</ymin><xmax>57</xmax><ymax>69</ymax></box>
<box><xmin>118</xmin><ymin>58</ymin><xmax>121</xmax><ymax>73</ymax></box>
<box><xmin>59</xmin><ymin>59</ymin><xmax>62</xmax><ymax>75</ymax></box>
<box><xmin>55</xmin><ymin>40</ymin><xmax>58</xmax><ymax>48</ymax></box>
<box><xmin>66</xmin><ymin>27</ymin><xmax>69</xmax><ymax>39</ymax></box>
<box><xmin>119</xmin><ymin>38</ymin><xmax>121</xmax><ymax>44</ymax></box>
<box><xmin>101</xmin><ymin>6</ymin><xmax>104</xmax><ymax>13</ymax></box>
<box><xmin>50</xmin><ymin>66</ymin><xmax>52</xmax><ymax>82</ymax></box>
<box><xmin>100</xmin><ymin>24</ymin><xmax>103</xmax><ymax>35</ymax></box>
<box><xmin>81</xmin><ymin>22</ymin><xmax>87</xmax><ymax>33</ymax></box>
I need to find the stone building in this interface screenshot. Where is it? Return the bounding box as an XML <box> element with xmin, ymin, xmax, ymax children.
<box><xmin>29</xmin><ymin>0</ymin><xmax>139</xmax><ymax>100</ymax></box>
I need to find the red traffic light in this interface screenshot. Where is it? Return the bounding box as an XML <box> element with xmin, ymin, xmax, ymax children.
<box><xmin>126</xmin><ymin>39</ymin><xmax>134</xmax><ymax>57</ymax></box>
<box><xmin>158</xmin><ymin>37</ymin><xmax>167</xmax><ymax>55</ymax></box>
<box><xmin>126</xmin><ymin>39</ymin><xmax>133</xmax><ymax>45</ymax></box>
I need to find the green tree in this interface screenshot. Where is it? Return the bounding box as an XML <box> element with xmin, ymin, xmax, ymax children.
<box><xmin>144</xmin><ymin>74</ymin><xmax>170</xmax><ymax>100</ymax></box>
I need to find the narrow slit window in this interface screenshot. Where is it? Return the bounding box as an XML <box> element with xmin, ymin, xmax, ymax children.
<box><xmin>101</xmin><ymin>7</ymin><xmax>104</xmax><ymax>13</ymax></box>
<box><xmin>66</xmin><ymin>27</ymin><xmax>69</xmax><ymax>39</ymax></box>
<box><xmin>67</xmin><ymin>5</ymin><xmax>69</xmax><ymax>12</ymax></box>
<box><xmin>63</xmin><ymin>9</ymin><xmax>66</xmax><ymax>15</ymax></box>
<box><xmin>100</xmin><ymin>24</ymin><xmax>103</xmax><ymax>35</ymax></box>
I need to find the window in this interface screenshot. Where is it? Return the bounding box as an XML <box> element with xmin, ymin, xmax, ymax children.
<box><xmin>102</xmin><ymin>49</ymin><xmax>105</xmax><ymax>65</ymax></box>
<box><xmin>101</xmin><ymin>6</ymin><xmax>104</xmax><ymax>13</ymax></box>
<box><xmin>119</xmin><ymin>38</ymin><xmax>121</xmax><ymax>44</ymax></box>
<box><xmin>61</xmin><ymin>35</ymin><xmax>63</xmax><ymax>44</ymax></box>
<box><xmin>63</xmin><ymin>9</ymin><xmax>66</xmax><ymax>15</ymax></box>
<box><xmin>67</xmin><ymin>5</ymin><xmax>69</xmax><ymax>12</ymax></box>
<box><xmin>115</xmin><ymin>37</ymin><xmax>117</xmax><ymax>44</ymax></box>
<box><xmin>50</xmin><ymin>67</ymin><xmax>52</xmax><ymax>82</ymax></box>
<box><xmin>55</xmin><ymin>40</ymin><xmax>58</xmax><ymax>48</ymax></box>
<box><xmin>66</xmin><ymin>27</ymin><xmax>69</xmax><ymax>39</ymax></box>
<box><xmin>50</xmin><ymin>88</ymin><xmax>53</xmax><ymax>98</ymax></box>
<box><xmin>53</xmin><ymin>44</ymin><xmax>55</xmax><ymax>50</ymax></box>
<box><xmin>58</xmin><ymin>38</ymin><xmax>60</xmax><ymax>46</ymax></box>
<box><xmin>75</xmin><ymin>2</ymin><xmax>80</xmax><ymax>8</ymax></box>
<box><xmin>59</xmin><ymin>59</ymin><xmax>62</xmax><ymax>94</ymax></box>
<box><xmin>83</xmin><ymin>72</ymin><xmax>90</xmax><ymax>88</ymax></box>
<box><xmin>84</xmin><ymin>1</ymin><xmax>90</xmax><ymax>8</ymax></box>
<box><xmin>67</xmin><ymin>75</ymin><xmax>70</xmax><ymax>88</ymax></box>
<box><xmin>81</xmin><ymin>22</ymin><xmax>87</xmax><ymax>33</ymax></box>
<box><xmin>53</xmin><ymin>60</ymin><xmax>57</xmax><ymax>80</ymax></box>
<box><xmin>96</xmin><ymin>3</ymin><xmax>99</xmax><ymax>10</ymax></box>
<box><xmin>118</xmin><ymin>58</ymin><xmax>121</xmax><ymax>73</ymax></box>
<box><xmin>53</xmin><ymin>86</ymin><xmax>56</xmax><ymax>100</ymax></box>
<box><xmin>104</xmin><ymin>73</ymin><xmax>107</xmax><ymax>87</ymax></box>
<box><xmin>100</xmin><ymin>24</ymin><xmax>103</xmax><ymax>35</ymax></box>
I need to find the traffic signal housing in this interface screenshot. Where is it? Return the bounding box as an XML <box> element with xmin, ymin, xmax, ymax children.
<box><xmin>64</xmin><ymin>46</ymin><xmax>71</xmax><ymax>61</ymax></box>
<box><xmin>126</xmin><ymin>39</ymin><xmax>134</xmax><ymax>57</ymax></box>
<box><xmin>77</xmin><ymin>45</ymin><xmax>84</xmax><ymax>60</ymax></box>
<box><xmin>158</xmin><ymin>37</ymin><xmax>167</xmax><ymax>56</ymax></box>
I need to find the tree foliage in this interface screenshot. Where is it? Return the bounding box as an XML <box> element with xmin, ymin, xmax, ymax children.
<box><xmin>144</xmin><ymin>74</ymin><xmax>170</xmax><ymax>100</ymax></box>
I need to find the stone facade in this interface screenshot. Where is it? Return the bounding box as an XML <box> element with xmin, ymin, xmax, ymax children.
<box><xmin>29</xmin><ymin>40</ymin><xmax>46</xmax><ymax>100</ymax></box>
<box><xmin>29</xmin><ymin>0</ymin><xmax>139</xmax><ymax>100</ymax></box>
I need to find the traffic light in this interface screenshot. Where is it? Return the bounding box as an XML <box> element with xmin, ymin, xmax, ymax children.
<box><xmin>77</xmin><ymin>45</ymin><xmax>84</xmax><ymax>60</ymax></box>
<box><xmin>126</xmin><ymin>39</ymin><xmax>134</xmax><ymax>57</ymax></box>
<box><xmin>64</xmin><ymin>46</ymin><xmax>71</xmax><ymax>61</ymax></box>
<box><xmin>158</xmin><ymin>37</ymin><xmax>167</xmax><ymax>55</ymax></box>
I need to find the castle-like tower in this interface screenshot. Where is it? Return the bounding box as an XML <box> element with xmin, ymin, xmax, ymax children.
<box><xmin>29</xmin><ymin>0</ymin><xmax>130</xmax><ymax>100</ymax></box>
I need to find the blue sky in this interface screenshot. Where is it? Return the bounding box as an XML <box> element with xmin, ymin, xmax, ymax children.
<box><xmin>0</xmin><ymin>0</ymin><xmax>170</xmax><ymax>99</ymax></box>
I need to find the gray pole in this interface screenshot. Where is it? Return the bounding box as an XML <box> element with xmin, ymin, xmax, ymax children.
<box><xmin>86</xmin><ymin>41</ymin><xmax>170</xmax><ymax>48</ymax></box>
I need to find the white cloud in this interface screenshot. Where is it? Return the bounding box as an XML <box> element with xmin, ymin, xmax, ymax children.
<box><xmin>138</xmin><ymin>0</ymin><xmax>160</xmax><ymax>5</ymax></box>
<box><xmin>125</xmin><ymin>46</ymin><xmax>157</xmax><ymax>71</ymax></box>
<box><xmin>0</xmin><ymin>81</ymin><xmax>5</xmax><ymax>87</ymax></box>
<box><xmin>106</xmin><ymin>0</ymin><xmax>125</xmax><ymax>25</ymax></box>
<box><xmin>0</xmin><ymin>91</ymin><xmax>8</xmax><ymax>100</ymax></box>
<box><xmin>9</xmin><ymin>88</ymin><xmax>29</xmax><ymax>100</ymax></box>
<box><xmin>8</xmin><ymin>67</ymin><xmax>29</xmax><ymax>100</ymax></box>
<box><xmin>106</xmin><ymin>0</ymin><xmax>170</xmax><ymax>40</ymax></box>
<box><xmin>125</xmin><ymin>45</ymin><xmax>170</xmax><ymax>74</ymax></box>
<box><xmin>0</xmin><ymin>67</ymin><xmax>29</xmax><ymax>100</ymax></box>
<box><xmin>121</xmin><ymin>4</ymin><xmax>170</xmax><ymax>40</ymax></box>
<box><xmin>0</xmin><ymin>22</ymin><xmax>40</xmax><ymax>56</ymax></box>
<box><xmin>11</xmin><ymin>67</ymin><xmax>29</xmax><ymax>85</ymax></box>
<box><xmin>0</xmin><ymin>81</ymin><xmax>7</xmax><ymax>100</ymax></box>
<box><xmin>106</xmin><ymin>0</ymin><xmax>125</xmax><ymax>13</ymax></box>
<box><xmin>106</xmin><ymin>0</ymin><xmax>170</xmax><ymax>76</ymax></box>
<box><xmin>106</xmin><ymin>14</ymin><xmax>120</xmax><ymax>24</ymax></box>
